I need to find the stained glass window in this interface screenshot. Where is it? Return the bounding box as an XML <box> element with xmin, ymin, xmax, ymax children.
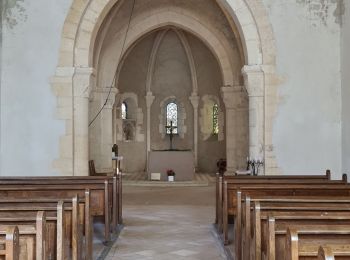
<box><xmin>166</xmin><ymin>102</ymin><xmax>178</xmax><ymax>134</ymax></box>
<box><xmin>121</xmin><ymin>102</ymin><xmax>127</xmax><ymax>120</ymax></box>
<box><xmin>213</xmin><ymin>103</ymin><xmax>219</xmax><ymax>134</ymax></box>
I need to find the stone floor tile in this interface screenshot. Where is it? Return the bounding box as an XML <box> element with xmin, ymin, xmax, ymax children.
<box><xmin>103</xmin><ymin>185</ymin><xmax>226</xmax><ymax>260</ymax></box>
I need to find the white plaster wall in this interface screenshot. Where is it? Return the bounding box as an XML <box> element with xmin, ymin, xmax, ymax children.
<box><xmin>265</xmin><ymin>0</ymin><xmax>343</xmax><ymax>178</ymax></box>
<box><xmin>0</xmin><ymin>0</ymin><xmax>70</xmax><ymax>176</ymax></box>
<box><xmin>342</xmin><ymin>0</ymin><xmax>350</xmax><ymax>174</ymax></box>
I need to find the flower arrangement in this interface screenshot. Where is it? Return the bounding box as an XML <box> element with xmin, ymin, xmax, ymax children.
<box><xmin>167</xmin><ymin>169</ymin><xmax>175</xmax><ymax>176</ymax></box>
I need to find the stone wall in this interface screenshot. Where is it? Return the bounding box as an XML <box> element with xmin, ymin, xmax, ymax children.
<box><xmin>342</xmin><ymin>0</ymin><xmax>350</xmax><ymax>174</ymax></box>
<box><xmin>115</xmin><ymin>28</ymin><xmax>239</xmax><ymax>173</ymax></box>
<box><xmin>264</xmin><ymin>0</ymin><xmax>343</xmax><ymax>177</ymax></box>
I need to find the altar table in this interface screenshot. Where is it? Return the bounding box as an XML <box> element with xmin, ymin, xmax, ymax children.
<box><xmin>147</xmin><ymin>151</ymin><xmax>195</xmax><ymax>181</ymax></box>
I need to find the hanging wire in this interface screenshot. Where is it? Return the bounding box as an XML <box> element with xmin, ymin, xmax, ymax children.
<box><xmin>89</xmin><ymin>0</ymin><xmax>136</xmax><ymax>127</ymax></box>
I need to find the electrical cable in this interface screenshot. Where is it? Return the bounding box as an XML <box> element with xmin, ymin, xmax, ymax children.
<box><xmin>89</xmin><ymin>0</ymin><xmax>136</xmax><ymax>127</ymax></box>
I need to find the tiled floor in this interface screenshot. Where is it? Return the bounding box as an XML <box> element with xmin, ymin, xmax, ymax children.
<box><xmin>104</xmin><ymin>185</ymin><xmax>227</xmax><ymax>260</ymax></box>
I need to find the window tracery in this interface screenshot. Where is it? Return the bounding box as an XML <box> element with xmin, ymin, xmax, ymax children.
<box><xmin>166</xmin><ymin>102</ymin><xmax>178</xmax><ymax>134</ymax></box>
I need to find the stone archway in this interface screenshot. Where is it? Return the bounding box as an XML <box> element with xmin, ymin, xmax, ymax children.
<box><xmin>51</xmin><ymin>0</ymin><xmax>279</xmax><ymax>176</ymax></box>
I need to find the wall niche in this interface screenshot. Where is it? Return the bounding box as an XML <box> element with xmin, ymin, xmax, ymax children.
<box><xmin>116</xmin><ymin>92</ymin><xmax>144</xmax><ymax>142</ymax></box>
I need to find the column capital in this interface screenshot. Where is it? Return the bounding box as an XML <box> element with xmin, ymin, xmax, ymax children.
<box><xmin>189</xmin><ymin>94</ymin><xmax>200</xmax><ymax>109</ymax></box>
<box><xmin>73</xmin><ymin>68</ymin><xmax>96</xmax><ymax>99</ymax></box>
<box><xmin>145</xmin><ymin>92</ymin><xmax>155</xmax><ymax>108</ymax></box>
<box><xmin>92</xmin><ymin>87</ymin><xmax>118</xmax><ymax>109</ymax></box>
<box><xmin>241</xmin><ymin>65</ymin><xmax>264</xmax><ymax>97</ymax></box>
<box><xmin>220</xmin><ymin>85</ymin><xmax>243</xmax><ymax>109</ymax></box>
<box><xmin>75</xmin><ymin>67</ymin><xmax>97</xmax><ymax>77</ymax></box>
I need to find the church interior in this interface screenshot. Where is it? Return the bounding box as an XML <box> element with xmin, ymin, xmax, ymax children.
<box><xmin>1</xmin><ymin>0</ymin><xmax>350</xmax><ymax>259</ymax></box>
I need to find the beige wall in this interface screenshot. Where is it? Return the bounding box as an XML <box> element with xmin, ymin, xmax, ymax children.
<box><xmin>342</xmin><ymin>0</ymin><xmax>350</xmax><ymax>174</ymax></box>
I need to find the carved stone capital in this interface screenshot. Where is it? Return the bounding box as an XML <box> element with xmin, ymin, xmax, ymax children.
<box><xmin>241</xmin><ymin>65</ymin><xmax>264</xmax><ymax>97</ymax></box>
<box><xmin>145</xmin><ymin>92</ymin><xmax>155</xmax><ymax>108</ymax></box>
<box><xmin>92</xmin><ymin>87</ymin><xmax>118</xmax><ymax>109</ymax></box>
<box><xmin>189</xmin><ymin>94</ymin><xmax>200</xmax><ymax>109</ymax></box>
<box><xmin>220</xmin><ymin>85</ymin><xmax>243</xmax><ymax>109</ymax></box>
<box><xmin>72</xmin><ymin>67</ymin><xmax>96</xmax><ymax>99</ymax></box>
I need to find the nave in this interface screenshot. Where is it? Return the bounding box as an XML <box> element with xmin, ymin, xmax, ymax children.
<box><xmin>104</xmin><ymin>185</ymin><xmax>227</xmax><ymax>260</ymax></box>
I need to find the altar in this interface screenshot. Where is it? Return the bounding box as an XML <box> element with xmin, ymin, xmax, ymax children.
<box><xmin>147</xmin><ymin>151</ymin><xmax>195</xmax><ymax>181</ymax></box>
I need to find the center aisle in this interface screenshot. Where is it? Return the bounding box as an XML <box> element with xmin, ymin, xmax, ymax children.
<box><xmin>105</xmin><ymin>185</ymin><xmax>227</xmax><ymax>260</ymax></box>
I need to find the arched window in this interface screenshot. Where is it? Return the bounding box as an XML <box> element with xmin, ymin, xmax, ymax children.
<box><xmin>213</xmin><ymin>103</ymin><xmax>219</xmax><ymax>134</ymax></box>
<box><xmin>121</xmin><ymin>102</ymin><xmax>127</xmax><ymax>119</ymax></box>
<box><xmin>166</xmin><ymin>102</ymin><xmax>178</xmax><ymax>134</ymax></box>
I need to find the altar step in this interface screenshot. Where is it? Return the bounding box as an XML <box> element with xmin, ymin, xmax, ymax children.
<box><xmin>122</xmin><ymin>172</ymin><xmax>215</xmax><ymax>187</ymax></box>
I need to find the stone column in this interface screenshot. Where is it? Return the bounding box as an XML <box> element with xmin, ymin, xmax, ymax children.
<box><xmin>145</xmin><ymin>92</ymin><xmax>155</xmax><ymax>161</ymax></box>
<box><xmin>221</xmin><ymin>86</ymin><xmax>241</xmax><ymax>173</ymax></box>
<box><xmin>242</xmin><ymin>65</ymin><xmax>265</xmax><ymax>174</ymax></box>
<box><xmin>91</xmin><ymin>87</ymin><xmax>118</xmax><ymax>173</ymax></box>
<box><xmin>72</xmin><ymin>67</ymin><xmax>94</xmax><ymax>176</ymax></box>
<box><xmin>189</xmin><ymin>94</ymin><xmax>199</xmax><ymax>169</ymax></box>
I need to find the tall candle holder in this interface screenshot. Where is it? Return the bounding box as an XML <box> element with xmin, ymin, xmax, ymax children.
<box><xmin>246</xmin><ymin>157</ymin><xmax>264</xmax><ymax>176</ymax></box>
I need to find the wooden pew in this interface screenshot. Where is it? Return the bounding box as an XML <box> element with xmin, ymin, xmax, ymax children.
<box><xmin>241</xmin><ymin>197</ymin><xmax>350</xmax><ymax>260</ymax></box>
<box><xmin>254</xmin><ymin>205</ymin><xmax>350</xmax><ymax>260</ymax></box>
<box><xmin>0</xmin><ymin>196</ymin><xmax>88</xmax><ymax>260</ymax></box>
<box><xmin>0</xmin><ymin>175</ymin><xmax>121</xmax><ymax>242</ymax></box>
<box><xmin>0</xmin><ymin>226</ymin><xmax>19</xmax><ymax>260</ymax></box>
<box><xmin>0</xmin><ymin>211</ymin><xmax>46</xmax><ymax>260</ymax></box>
<box><xmin>286</xmin><ymin>226</ymin><xmax>350</xmax><ymax>260</ymax></box>
<box><xmin>227</xmin><ymin>184</ymin><xmax>350</xmax><ymax>259</ymax></box>
<box><xmin>216</xmin><ymin>171</ymin><xmax>343</xmax><ymax>233</ymax></box>
<box><xmin>222</xmin><ymin>183</ymin><xmax>350</xmax><ymax>247</ymax></box>
<box><xmin>0</xmin><ymin>194</ymin><xmax>91</xmax><ymax>259</ymax></box>
<box><xmin>216</xmin><ymin>170</ymin><xmax>332</xmax><ymax>222</ymax></box>
<box><xmin>317</xmin><ymin>245</ymin><xmax>350</xmax><ymax>260</ymax></box>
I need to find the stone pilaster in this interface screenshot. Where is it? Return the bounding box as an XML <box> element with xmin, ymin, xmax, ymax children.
<box><xmin>72</xmin><ymin>67</ymin><xmax>95</xmax><ymax>176</ymax></box>
<box><xmin>90</xmin><ymin>86</ymin><xmax>118</xmax><ymax>173</ymax></box>
<box><xmin>51</xmin><ymin>67</ymin><xmax>75</xmax><ymax>176</ymax></box>
<box><xmin>189</xmin><ymin>94</ymin><xmax>199</xmax><ymax>169</ymax></box>
<box><xmin>242</xmin><ymin>65</ymin><xmax>265</xmax><ymax>174</ymax></box>
<box><xmin>221</xmin><ymin>85</ymin><xmax>241</xmax><ymax>173</ymax></box>
<box><xmin>145</xmin><ymin>92</ymin><xmax>155</xmax><ymax>160</ymax></box>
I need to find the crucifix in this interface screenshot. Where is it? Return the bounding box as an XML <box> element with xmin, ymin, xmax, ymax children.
<box><xmin>165</xmin><ymin>120</ymin><xmax>177</xmax><ymax>150</ymax></box>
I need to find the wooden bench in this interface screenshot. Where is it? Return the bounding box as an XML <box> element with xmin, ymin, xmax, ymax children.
<box><xmin>286</xmin><ymin>225</ymin><xmax>350</xmax><ymax>260</ymax></box>
<box><xmin>0</xmin><ymin>196</ymin><xmax>89</xmax><ymax>260</ymax></box>
<box><xmin>215</xmin><ymin>170</ymin><xmax>332</xmax><ymax>222</ymax></box>
<box><xmin>240</xmin><ymin>197</ymin><xmax>350</xmax><ymax>260</ymax></box>
<box><xmin>0</xmin><ymin>175</ymin><xmax>122</xmax><ymax>242</ymax></box>
<box><xmin>0</xmin><ymin>226</ymin><xmax>19</xmax><ymax>260</ymax></box>
<box><xmin>216</xmin><ymin>171</ymin><xmax>342</xmax><ymax>231</ymax></box>
<box><xmin>219</xmin><ymin>171</ymin><xmax>345</xmax><ymax>219</ymax></box>
<box><xmin>252</xmin><ymin>204</ymin><xmax>350</xmax><ymax>260</ymax></box>
<box><xmin>222</xmin><ymin>183</ymin><xmax>350</xmax><ymax>247</ymax></box>
<box><xmin>0</xmin><ymin>211</ymin><xmax>46</xmax><ymax>260</ymax></box>
<box><xmin>317</xmin><ymin>245</ymin><xmax>350</xmax><ymax>260</ymax></box>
